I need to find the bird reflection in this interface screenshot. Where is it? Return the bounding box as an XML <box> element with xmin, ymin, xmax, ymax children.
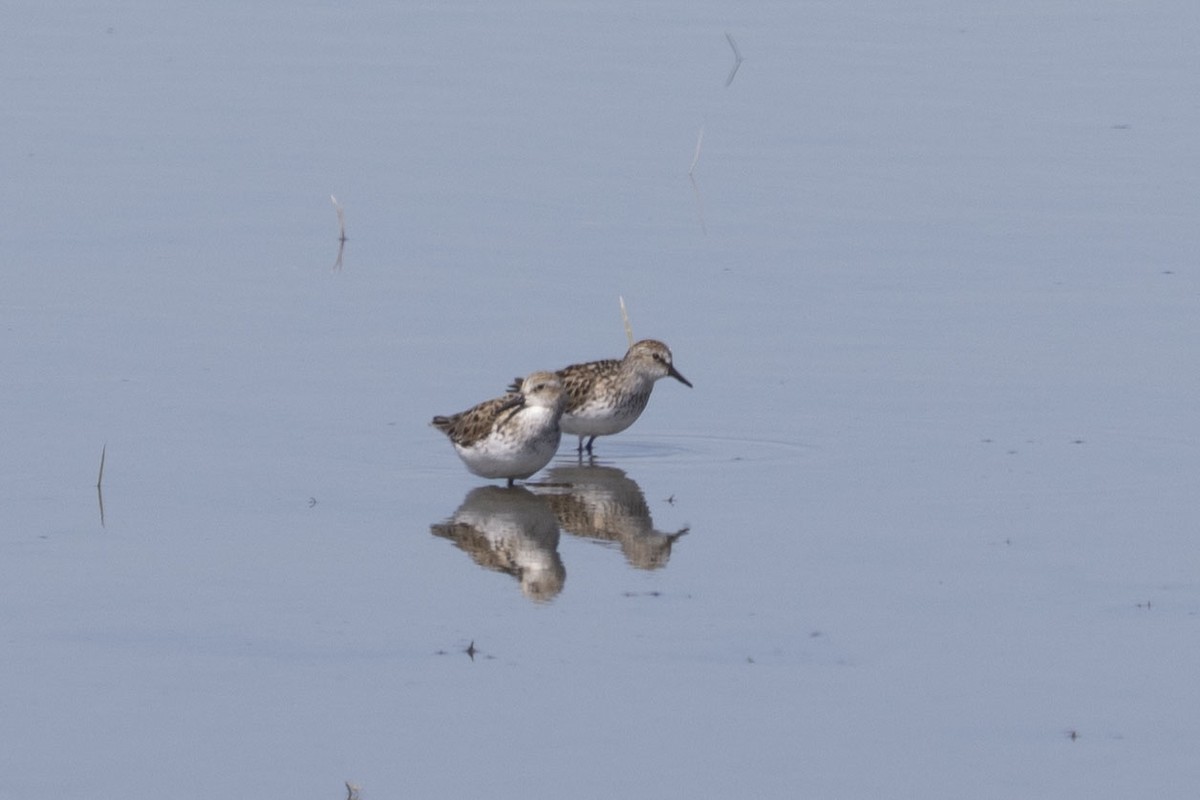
<box><xmin>431</xmin><ymin>485</ymin><xmax>565</xmax><ymax>602</ymax></box>
<box><xmin>532</xmin><ymin>465</ymin><xmax>688</xmax><ymax>570</ymax></box>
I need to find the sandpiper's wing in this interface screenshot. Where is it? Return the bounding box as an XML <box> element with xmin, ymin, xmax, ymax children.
<box><xmin>432</xmin><ymin>392</ymin><xmax>522</xmax><ymax>446</ymax></box>
<box><xmin>556</xmin><ymin>358</ymin><xmax>621</xmax><ymax>412</ymax></box>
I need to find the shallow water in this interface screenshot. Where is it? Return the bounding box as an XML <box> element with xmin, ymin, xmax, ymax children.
<box><xmin>4</xmin><ymin>1</ymin><xmax>1200</xmax><ymax>797</ymax></box>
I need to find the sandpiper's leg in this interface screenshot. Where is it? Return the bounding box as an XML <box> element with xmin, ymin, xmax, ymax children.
<box><xmin>584</xmin><ymin>436</ymin><xmax>597</xmax><ymax>455</ymax></box>
<box><xmin>507</xmin><ymin>477</ymin><xmax>515</xmax><ymax>488</ymax></box>
<box><xmin>576</xmin><ymin>435</ymin><xmax>586</xmax><ymax>454</ymax></box>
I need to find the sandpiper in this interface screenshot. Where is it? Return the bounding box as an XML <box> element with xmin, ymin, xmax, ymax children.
<box><xmin>513</xmin><ymin>339</ymin><xmax>691</xmax><ymax>455</ymax></box>
<box><xmin>432</xmin><ymin>371</ymin><xmax>566</xmax><ymax>485</ymax></box>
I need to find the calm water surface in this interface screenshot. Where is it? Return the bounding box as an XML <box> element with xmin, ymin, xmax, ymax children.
<box><xmin>3</xmin><ymin>1</ymin><xmax>1199</xmax><ymax>797</ymax></box>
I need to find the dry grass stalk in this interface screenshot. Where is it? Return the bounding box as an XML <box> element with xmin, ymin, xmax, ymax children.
<box><xmin>619</xmin><ymin>296</ymin><xmax>634</xmax><ymax>347</ymax></box>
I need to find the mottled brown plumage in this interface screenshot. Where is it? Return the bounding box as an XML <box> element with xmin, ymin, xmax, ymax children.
<box><xmin>510</xmin><ymin>339</ymin><xmax>691</xmax><ymax>454</ymax></box>
<box><xmin>430</xmin><ymin>485</ymin><xmax>566</xmax><ymax>601</ymax></box>
<box><xmin>533</xmin><ymin>465</ymin><xmax>689</xmax><ymax>570</ymax></box>
<box><xmin>431</xmin><ymin>393</ymin><xmax>523</xmax><ymax>448</ymax></box>
<box><xmin>432</xmin><ymin>371</ymin><xmax>565</xmax><ymax>484</ymax></box>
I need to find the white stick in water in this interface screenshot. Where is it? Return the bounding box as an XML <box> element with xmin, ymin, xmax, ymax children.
<box><xmin>619</xmin><ymin>296</ymin><xmax>634</xmax><ymax>347</ymax></box>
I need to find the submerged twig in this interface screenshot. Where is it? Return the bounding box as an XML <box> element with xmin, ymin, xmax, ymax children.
<box><xmin>331</xmin><ymin>195</ymin><xmax>347</xmax><ymax>242</ymax></box>
<box><xmin>724</xmin><ymin>32</ymin><xmax>744</xmax><ymax>87</ymax></box>
<box><xmin>96</xmin><ymin>443</ymin><xmax>106</xmax><ymax>489</ymax></box>
<box><xmin>96</xmin><ymin>443</ymin><xmax>107</xmax><ymax>528</ymax></box>
<box><xmin>619</xmin><ymin>296</ymin><xmax>634</xmax><ymax>347</ymax></box>
<box><xmin>331</xmin><ymin>195</ymin><xmax>347</xmax><ymax>272</ymax></box>
<box><xmin>688</xmin><ymin>125</ymin><xmax>704</xmax><ymax>176</ymax></box>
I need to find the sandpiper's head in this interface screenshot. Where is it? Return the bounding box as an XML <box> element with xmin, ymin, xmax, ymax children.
<box><xmin>519</xmin><ymin>370</ymin><xmax>567</xmax><ymax>412</ymax></box>
<box><xmin>520</xmin><ymin>560</ymin><xmax>567</xmax><ymax>602</ymax></box>
<box><xmin>626</xmin><ymin>339</ymin><xmax>692</xmax><ymax>388</ymax></box>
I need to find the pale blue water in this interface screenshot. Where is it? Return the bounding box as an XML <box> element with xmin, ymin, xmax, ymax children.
<box><xmin>3</xmin><ymin>2</ymin><xmax>1199</xmax><ymax>797</ymax></box>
